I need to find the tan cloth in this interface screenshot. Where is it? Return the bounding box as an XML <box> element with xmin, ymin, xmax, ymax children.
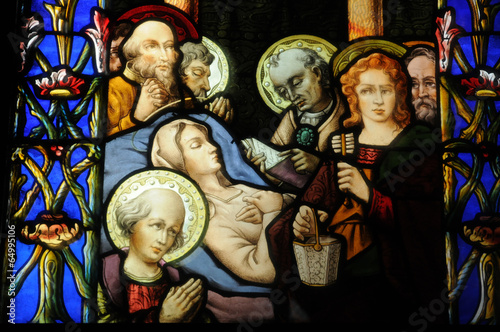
<box><xmin>328</xmin><ymin>169</ymin><xmax>373</xmax><ymax>260</ymax></box>
<box><xmin>271</xmin><ymin>90</ymin><xmax>345</xmax><ymax>152</ymax></box>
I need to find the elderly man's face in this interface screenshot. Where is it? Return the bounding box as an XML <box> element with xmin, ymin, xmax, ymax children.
<box><xmin>407</xmin><ymin>55</ymin><xmax>437</xmax><ymax>123</ymax></box>
<box><xmin>182</xmin><ymin>59</ymin><xmax>211</xmax><ymax>98</ymax></box>
<box><xmin>128</xmin><ymin>21</ymin><xmax>180</xmax><ymax>85</ymax></box>
<box><xmin>269</xmin><ymin>50</ymin><xmax>328</xmax><ymax>113</ymax></box>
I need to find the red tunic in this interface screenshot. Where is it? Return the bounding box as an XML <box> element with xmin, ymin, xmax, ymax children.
<box><xmin>267</xmin><ymin>124</ymin><xmax>447</xmax><ymax>323</ymax></box>
<box><xmin>125</xmin><ymin>272</ymin><xmax>171</xmax><ymax>323</ymax></box>
<box><xmin>298</xmin><ymin>145</ymin><xmax>393</xmax><ymax>261</ymax></box>
<box><xmin>100</xmin><ymin>251</ymin><xmax>178</xmax><ymax>323</ymax></box>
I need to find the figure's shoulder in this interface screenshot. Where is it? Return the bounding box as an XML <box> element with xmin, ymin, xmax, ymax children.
<box><xmin>275</xmin><ymin>109</ymin><xmax>298</xmax><ymax>132</ymax></box>
<box><xmin>108</xmin><ymin>75</ymin><xmax>135</xmax><ymax>91</ymax></box>
<box><xmin>109</xmin><ymin>75</ymin><xmax>125</xmax><ymax>85</ymax></box>
<box><xmin>102</xmin><ymin>251</ymin><xmax>125</xmax><ymax>272</ymax></box>
<box><xmin>395</xmin><ymin>122</ymin><xmax>441</xmax><ymax>148</ymax></box>
<box><xmin>408</xmin><ymin>122</ymin><xmax>435</xmax><ymax>135</ymax></box>
<box><xmin>100</xmin><ymin>251</ymin><xmax>127</xmax><ymax>309</ymax></box>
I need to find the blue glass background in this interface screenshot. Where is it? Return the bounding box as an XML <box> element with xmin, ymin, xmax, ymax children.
<box><xmin>14</xmin><ymin>145</ymin><xmax>92</xmax><ymax>323</ymax></box>
<box><xmin>447</xmin><ymin>0</ymin><xmax>500</xmax><ymax>323</ymax></box>
<box><xmin>12</xmin><ymin>0</ymin><xmax>99</xmax><ymax>322</ymax></box>
<box><xmin>9</xmin><ymin>0</ymin><xmax>498</xmax><ymax>325</ymax></box>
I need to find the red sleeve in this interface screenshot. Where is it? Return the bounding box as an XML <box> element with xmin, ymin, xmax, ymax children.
<box><xmin>267</xmin><ymin>160</ymin><xmax>341</xmax><ymax>281</ymax></box>
<box><xmin>301</xmin><ymin>160</ymin><xmax>340</xmax><ymax>212</ymax></box>
<box><xmin>368</xmin><ymin>188</ymin><xmax>395</xmax><ymax>229</ymax></box>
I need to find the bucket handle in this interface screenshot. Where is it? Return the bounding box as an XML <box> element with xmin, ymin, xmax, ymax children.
<box><xmin>311</xmin><ymin>208</ymin><xmax>322</xmax><ymax>252</ymax></box>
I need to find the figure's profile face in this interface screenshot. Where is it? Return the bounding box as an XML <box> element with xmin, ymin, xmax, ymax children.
<box><xmin>109</xmin><ymin>36</ymin><xmax>124</xmax><ymax>73</ymax></box>
<box><xmin>407</xmin><ymin>55</ymin><xmax>437</xmax><ymax>120</ymax></box>
<box><xmin>129</xmin><ymin>190</ymin><xmax>185</xmax><ymax>264</ymax></box>
<box><xmin>179</xmin><ymin>124</ymin><xmax>221</xmax><ymax>178</ymax></box>
<box><xmin>355</xmin><ymin>68</ymin><xmax>397</xmax><ymax>124</ymax></box>
<box><xmin>182</xmin><ymin>59</ymin><xmax>211</xmax><ymax>98</ymax></box>
<box><xmin>269</xmin><ymin>50</ymin><xmax>326</xmax><ymax>113</ymax></box>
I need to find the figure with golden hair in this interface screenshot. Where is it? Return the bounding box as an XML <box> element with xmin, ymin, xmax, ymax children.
<box><xmin>268</xmin><ymin>52</ymin><xmax>446</xmax><ymax>324</ymax></box>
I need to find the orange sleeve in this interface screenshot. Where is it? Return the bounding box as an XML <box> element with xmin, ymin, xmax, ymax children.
<box><xmin>106</xmin><ymin>77</ymin><xmax>137</xmax><ymax>136</ymax></box>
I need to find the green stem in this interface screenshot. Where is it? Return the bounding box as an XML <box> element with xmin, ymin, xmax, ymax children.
<box><xmin>31</xmin><ymin>250</ymin><xmax>71</xmax><ymax>323</ymax></box>
<box><xmin>18</xmin><ymin>83</ymin><xmax>57</xmax><ymax>139</ymax></box>
<box><xmin>61</xmin><ymin>144</ymin><xmax>100</xmax><ymax>228</ymax></box>
<box><xmin>445</xmin><ymin>156</ymin><xmax>490</xmax><ymax>213</ymax></box>
<box><xmin>12</xmin><ymin>146</ymin><xmax>54</xmax><ymax>214</ymax></box>
<box><xmin>12</xmin><ymin>146</ymin><xmax>55</xmax><ymax>221</ymax></box>
<box><xmin>61</xmin><ymin>247</ymin><xmax>92</xmax><ymax>299</ymax></box>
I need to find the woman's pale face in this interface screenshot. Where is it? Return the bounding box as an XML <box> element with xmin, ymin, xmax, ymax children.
<box><xmin>179</xmin><ymin>125</ymin><xmax>221</xmax><ymax>177</ymax></box>
<box><xmin>129</xmin><ymin>191</ymin><xmax>185</xmax><ymax>264</ymax></box>
<box><xmin>355</xmin><ymin>68</ymin><xmax>397</xmax><ymax>124</ymax></box>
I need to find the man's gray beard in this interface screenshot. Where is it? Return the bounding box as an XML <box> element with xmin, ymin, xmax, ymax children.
<box><xmin>130</xmin><ymin>57</ymin><xmax>179</xmax><ymax>98</ymax></box>
<box><xmin>413</xmin><ymin>96</ymin><xmax>438</xmax><ymax>126</ymax></box>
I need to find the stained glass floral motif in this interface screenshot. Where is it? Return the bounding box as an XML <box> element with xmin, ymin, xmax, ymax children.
<box><xmin>2</xmin><ymin>0</ymin><xmax>499</xmax><ymax>326</ymax></box>
<box><xmin>438</xmin><ymin>1</ymin><xmax>500</xmax><ymax>325</ymax></box>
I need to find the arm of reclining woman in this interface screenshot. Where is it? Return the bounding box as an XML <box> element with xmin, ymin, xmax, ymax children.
<box><xmin>203</xmin><ymin>190</ymin><xmax>287</xmax><ymax>284</ymax></box>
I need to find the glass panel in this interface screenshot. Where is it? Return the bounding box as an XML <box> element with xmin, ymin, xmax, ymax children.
<box><xmin>2</xmin><ymin>0</ymin><xmax>498</xmax><ymax>327</ymax></box>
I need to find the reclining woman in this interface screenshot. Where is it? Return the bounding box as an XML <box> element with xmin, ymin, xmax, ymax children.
<box><xmin>150</xmin><ymin>117</ymin><xmax>295</xmax><ymax>322</ymax></box>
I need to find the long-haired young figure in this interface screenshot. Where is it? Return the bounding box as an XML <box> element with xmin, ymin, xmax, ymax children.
<box><xmin>269</xmin><ymin>52</ymin><xmax>446</xmax><ymax>324</ymax></box>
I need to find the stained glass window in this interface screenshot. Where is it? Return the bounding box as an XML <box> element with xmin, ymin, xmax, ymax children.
<box><xmin>2</xmin><ymin>0</ymin><xmax>499</xmax><ymax>328</ymax></box>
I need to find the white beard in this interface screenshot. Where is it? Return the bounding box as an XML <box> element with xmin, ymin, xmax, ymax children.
<box><xmin>130</xmin><ymin>56</ymin><xmax>179</xmax><ymax>98</ymax></box>
<box><xmin>413</xmin><ymin>96</ymin><xmax>438</xmax><ymax>126</ymax></box>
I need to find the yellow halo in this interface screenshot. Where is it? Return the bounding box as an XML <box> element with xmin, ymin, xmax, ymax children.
<box><xmin>331</xmin><ymin>38</ymin><xmax>407</xmax><ymax>78</ymax></box>
<box><xmin>106</xmin><ymin>169</ymin><xmax>209</xmax><ymax>265</ymax></box>
<box><xmin>202</xmin><ymin>36</ymin><xmax>230</xmax><ymax>99</ymax></box>
<box><xmin>256</xmin><ymin>34</ymin><xmax>338</xmax><ymax>114</ymax></box>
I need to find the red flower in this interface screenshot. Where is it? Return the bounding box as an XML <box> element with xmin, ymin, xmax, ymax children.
<box><xmin>18</xmin><ymin>16</ymin><xmax>44</xmax><ymax>72</ymax></box>
<box><xmin>461</xmin><ymin>70</ymin><xmax>500</xmax><ymax>98</ymax></box>
<box><xmin>50</xmin><ymin>145</ymin><xmax>65</xmax><ymax>158</ymax></box>
<box><xmin>85</xmin><ymin>9</ymin><xmax>110</xmax><ymax>74</ymax></box>
<box><xmin>35</xmin><ymin>69</ymin><xmax>86</xmax><ymax>98</ymax></box>
<box><xmin>435</xmin><ymin>10</ymin><xmax>463</xmax><ymax>72</ymax></box>
<box><xmin>19</xmin><ymin>211</ymin><xmax>83</xmax><ymax>250</ymax></box>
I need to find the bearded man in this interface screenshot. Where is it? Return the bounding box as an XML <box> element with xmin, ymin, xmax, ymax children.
<box><xmin>179</xmin><ymin>41</ymin><xmax>234</xmax><ymax>123</ymax></box>
<box><xmin>106</xmin><ymin>19</ymin><xmax>183</xmax><ymax>136</ymax></box>
<box><xmin>179</xmin><ymin>41</ymin><xmax>214</xmax><ymax>99</ymax></box>
<box><xmin>405</xmin><ymin>47</ymin><xmax>438</xmax><ymax>127</ymax></box>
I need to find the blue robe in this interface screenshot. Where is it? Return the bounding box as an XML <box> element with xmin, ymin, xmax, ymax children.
<box><xmin>102</xmin><ymin>109</ymin><xmax>272</xmax><ymax>295</ymax></box>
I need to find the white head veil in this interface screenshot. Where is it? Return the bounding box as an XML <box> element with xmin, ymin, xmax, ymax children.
<box><xmin>150</xmin><ymin>118</ymin><xmax>232</xmax><ymax>188</ymax></box>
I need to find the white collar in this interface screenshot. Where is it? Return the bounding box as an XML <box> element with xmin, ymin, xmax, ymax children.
<box><xmin>298</xmin><ymin>99</ymin><xmax>334</xmax><ymax>126</ymax></box>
